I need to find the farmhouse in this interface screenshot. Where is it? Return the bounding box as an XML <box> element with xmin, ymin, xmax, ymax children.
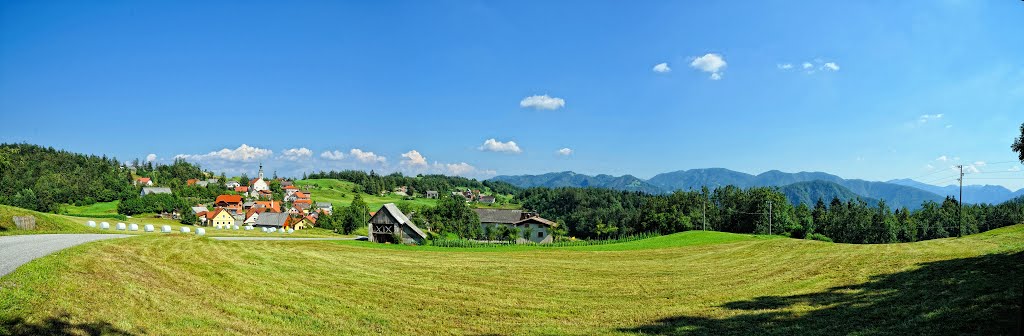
<box><xmin>140</xmin><ymin>187</ymin><xmax>172</xmax><ymax>196</ymax></box>
<box><xmin>479</xmin><ymin>195</ymin><xmax>496</xmax><ymax>204</ymax></box>
<box><xmin>473</xmin><ymin>209</ymin><xmax>558</xmax><ymax>244</ymax></box>
<box><xmin>225</xmin><ymin>181</ymin><xmax>241</xmax><ymax>188</ymax></box>
<box><xmin>135</xmin><ymin>177</ymin><xmax>153</xmax><ymax>186</ymax></box>
<box><xmin>426</xmin><ymin>190</ymin><xmax>439</xmax><ymax>199</ymax></box>
<box><xmin>214</xmin><ymin>194</ymin><xmax>244</xmax><ymax>214</ymax></box>
<box><xmin>206</xmin><ymin>208</ymin><xmax>235</xmax><ymax>229</ymax></box>
<box><xmin>316</xmin><ymin>202</ymin><xmax>333</xmax><ymax>214</ymax></box>
<box><xmin>368</xmin><ymin>203</ymin><xmax>427</xmax><ymax>244</ymax></box>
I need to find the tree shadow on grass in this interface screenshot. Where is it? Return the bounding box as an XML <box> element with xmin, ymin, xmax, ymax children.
<box><xmin>621</xmin><ymin>251</ymin><xmax>1024</xmax><ymax>335</ymax></box>
<box><xmin>0</xmin><ymin>312</ymin><xmax>140</xmax><ymax>336</ymax></box>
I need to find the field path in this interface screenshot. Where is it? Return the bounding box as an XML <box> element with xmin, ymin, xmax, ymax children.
<box><xmin>0</xmin><ymin>234</ymin><xmax>132</xmax><ymax>277</ymax></box>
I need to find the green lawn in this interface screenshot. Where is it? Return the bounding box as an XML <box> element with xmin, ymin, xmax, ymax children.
<box><xmin>1</xmin><ymin>224</ymin><xmax>1021</xmax><ymax>335</ymax></box>
<box><xmin>59</xmin><ymin>201</ymin><xmax>120</xmax><ymax>216</ymax></box>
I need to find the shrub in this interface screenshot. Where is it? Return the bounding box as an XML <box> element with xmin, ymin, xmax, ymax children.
<box><xmin>806</xmin><ymin>233</ymin><xmax>833</xmax><ymax>243</ymax></box>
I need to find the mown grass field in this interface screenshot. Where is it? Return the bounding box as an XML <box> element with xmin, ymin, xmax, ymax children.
<box><xmin>1</xmin><ymin>224</ymin><xmax>1021</xmax><ymax>335</ymax></box>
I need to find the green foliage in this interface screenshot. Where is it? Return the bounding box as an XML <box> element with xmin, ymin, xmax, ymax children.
<box><xmin>117</xmin><ymin>194</ymin><xmax>188</xmax><ymax>216</ymax></box>
<box><xmin>806</xmin><ymin>233</ymin><xmax>833</xmax><ymax>242</ymax></box>
<box><xmin>1013</xmin><ymin>122</ymin><xmax>1024</xmax><ymax>163</ymax></box>
<box><xmin>306</xmin><ymin>170</ymin><xmax>519</xmax><ymax>198</ymax></box>
<box><xmin>337</xmin><ymin>194</ymin><xmax>371</xmax><ymax>234</ymax></box>
<box><xmin>180</xmin><ymin>209</ymin><xmax>198</xmax><ymax>225</ymax></box>
<box><xmin>421</xmin><ymin>194</ymin><xmax>481</xmax><ymax>239</ymax></box>
<box><xmin>0</xmin><ymin>144</ymin><xmax>136</xmax><ymax>212</ymax></box>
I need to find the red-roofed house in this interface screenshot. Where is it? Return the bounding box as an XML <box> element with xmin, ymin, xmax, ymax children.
<box><xmin>135</xmin><ymin>177</ymin><xmax>153</xmax><ymax>186</ymax></box>
<box><xmin>215</xmin><ymin>195</ymin><xmax>243</xmax><ymax>214</ymax></box>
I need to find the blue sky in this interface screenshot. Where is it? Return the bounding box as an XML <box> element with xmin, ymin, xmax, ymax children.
<box><xmin>1</xmin><ymin>1</ymin><xmax>1023</xmax><ymax>189</ymax></box>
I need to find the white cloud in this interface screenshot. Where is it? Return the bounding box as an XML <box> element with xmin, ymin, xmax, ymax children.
<box><xmin>445</xmin><ymin>162</ymin><xmax>477</xmax><ymax>176</ymax></box>
<box><xmin>479</xmin><ymin>139</ymin><xmax>522</xmax><ymax>153</ymax></box>
<box><xmin>350</xmin><ymin>148</ymin><xmax>386</xmax><ymax>164</ymax></box>
<box><xmin>145</xmin><ymin>154</ymin><xmax>157</xmax><ymax>162</ymax></box>
<box><xmin>918</xmin><ymin>114</ymin><xmax>944</xmax><ymax>123</ymax></box>
<box><xmin>557</xmin><ymin>148</ymin><xmax>572</xmax><ymax>156</ymax></box>
<box><xmin>652</xmin><ymin>62</ymin><xmax>671</xmax><ymax>73</ymax></box>
<box><xmin>320</xmin><ymin>150</ymin><xmax>345</xmax><ymax>161</ymax></box>
<box><xmin>519</xmin><ymin>95</ymin><xmax>565</xmax><ymax>110</ymax></box>
<box><xmin>823</xmin><ymin>62</ymin><xmax>840</xmax><ymax>71</ymax></box>
<box><xmin>281</xmin><ymin>147</ymin><xmax>312</xmax><ymax>161</ymax></box>
<box><xmin>1010</xmin><ymin>166</ymin><xmax>1021</xmax><ymax>172</ymax></box>
<box><xmin>690</xmin><ymin>53</ymin><xmax>726</xmax><ymax>80</ymax></box>
<box><xmin>777</xmin><ymin>63</ymin><xmax>793</xmax><ymax>70</ymax></box>
<box><xmin>400</xmin><ymin>150</ymin><xmax>428</xmax><ymax>167</ymax></box>
<box><xmin>936</xmin><ymin>155</ymin><xmax>949</xmax><ymax>162</ymax></box>
<box><xmin>974</xmin><ymin>161</ymin><xmax>986</xmax><ymax>167</ymax></box>
<box><xmin>802</xmin><ymin>62</ymin><xmax>813</xmax><ymax>70</ymax></box>
<box><xmin>964</xmin><ymin>165</ymin><xmax>980</xmax><ymax>173</ymax></box>
<box><xmin>174</xmin><ymin>144</ymin><xmax>273</xmax><ymax>162</ymax></box>
<box><xmin>925</xmin><ymin>164</ymin><xmax>935</xmax><ymax>170</ymax></box>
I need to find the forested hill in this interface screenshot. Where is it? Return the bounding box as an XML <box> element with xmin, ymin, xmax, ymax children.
<box><xmin>489</xmin><ymin>171</ymin><xmax>662</xmax><ymax>194</ymax></box>
<box><xmin>0</xmin><ymin>143</ymin><xmax>137</xmax><ymax>212</ymax></box>
<box><xmin>493</xmin><ymin>169</ymin><xmax>949</xmax><ymax>209</ymax></box>
<box><xmin>779</xmin><ymin>180</ymin><xmax>878</xmax><ymax>206</ymax></box>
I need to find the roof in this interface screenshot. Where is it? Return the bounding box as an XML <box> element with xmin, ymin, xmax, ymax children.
<box><xmin>426</xmin><ymin>190</ymin><xmax>438</xmax><ymax>194</ymax></box>
<box><xmin>293</xmin><ymin>202</ymin><xmax>311</xmax><ymax>209</ymax></box>
<box><xmin>473</xmin><ymin>209</ymin><xmax>523</xmax><ymax>224</ymax></box>
<box><xmin>378</xmin><ymin>203</ymin><xmax>426</xmax><ymax>239</ymax></box>
<box><xmin>254</xmin><ymin>212</ymin><xmax>289</xmax><ymax>227</ymax></box>
<box><xmin>137</xmin><ymin>177</ymin><xmax>151</xmax><ymax>182</ymax></box>
<box><xmin>235</xmin><ymin>186</ymin><xmax>249</xmax><ymax>192</ymax></box>
<box><xmin>186</xmin><ymin>179</ymin><xmax>198</xmax><ymax>185</ymax></box>
<box><xmin>141</xmin><ymin>187</ymin><xmax>172</xmax><ymax>195</ymax></box>
<box><xmin>245</xmin><ymin>207</ymin><xmax>265</xmax><ymax>220</ymax></box>
<box><xmin>294</xmin><ymin>199</ymin><xmax>312</xmax><ymax>204</ymax></box>
<box><xmin>284</xmin><ymin>185</ymin><xmax>298</xmax><ymax>190</ymax></box>
<box><xmin>514</xmin><ymin>216</ymin><xmax>558</xmax><ymax>227</ymax></box>
<box><xmin>206</xmin><ymin>208</ymin><xmax>228</xmax><ymax>220</ymax></box>
<box><xmin>254</xmin><ymin>200</ymin><xmax>281</xmax><ymax>210</ymax></box>
<box><xmin>196</xmin><ymin>181</ymin><xmax>209</xmax><ymax>187</ymax></box>
<box><xmin>191</xmin><ymin>206</ymin><xmax>208</xmax><ymax>214</ymax></box>
<box><xmin>215</xmin><ymin>195</ymin><xmax>243</xmax><ymax>204</ymax></box>
<box><xmin>206</xmin><ymin>178</ymin><xmax>219</xmax><ymax>183</ymax></box>
<box><xmin>294</xmin><ymin>191</ymin><xmax>308</xmax><ymax>198</ymax></box>
<box><xmin>316</xmin><ymin>202</ymin><xmax>332</xmax><ymax>208</ymax></box>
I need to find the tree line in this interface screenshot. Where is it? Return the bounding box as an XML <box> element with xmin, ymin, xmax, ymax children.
<box><xmin>516</xmin><ymin>186</ymin><xmax>1024</xmax><ymax>244</ymax></box>
<box><xmin>0</xmin><ymin>143</ymin><xmax>137</xmax><ymax>212</ymax></box>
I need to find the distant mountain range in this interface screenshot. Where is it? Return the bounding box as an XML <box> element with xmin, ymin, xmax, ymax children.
<box><xmin>491</xmin><ymin>168</ymin><xmax>1024</xmax><ymax>210</ymax></box>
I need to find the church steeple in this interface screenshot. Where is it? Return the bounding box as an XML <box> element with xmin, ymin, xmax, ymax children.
<box><xmin>258</xmin><ymin>162</ymin><xmax>264</xmax><ymax>180</ymax></box>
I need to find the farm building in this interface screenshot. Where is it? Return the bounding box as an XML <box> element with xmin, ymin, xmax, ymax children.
<box><xmin>426</xmin><ymin>190</ymin><xmax>439</xmax><ymax>199</ymax></box>
<box><xmin>253</xmin><ymin>212</ymin><xmax>289</xmax><ymax>229</ymax></box>
<box><xmin>140</xmin><ymin>187</ymin><xmax>172</xmax><ymax>196</ymax></box>
<box><xmin>368</xmin><ymin>203</ymin><xmax>427</xmax><ymax>244</ymax></box>
<box><xmin>473</xmin><ymin>209</ymin><xmax>557</xmax><ymax>244</ymax></box>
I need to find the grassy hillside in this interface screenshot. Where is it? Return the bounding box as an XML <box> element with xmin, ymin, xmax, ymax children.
<box><xmin>0</xmin><ymin>204</ymin><xmax>96</xmax><ymax>234</ymax></box>
<box><xmin>1</xmin><ymin>226</ymin><xmax>1021</xmax><ymax>335</ymax></box>
<box><xmin>296</xmin><ymin>179</ymin><xmax>520</xmax><ymax>210</ymax></box>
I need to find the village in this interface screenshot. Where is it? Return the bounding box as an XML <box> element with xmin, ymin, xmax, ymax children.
<box><xmin>131</xmin><ymin>164</ymin><xmax>559</xmax><ymax>244</ymax></box>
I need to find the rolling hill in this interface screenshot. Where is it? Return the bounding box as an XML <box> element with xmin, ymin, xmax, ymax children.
<box><xmin>778</xmin><ymin>180</ymin><xmax>879</xmax><ymax>206</ymax></box>
<box><xmin>493</xmin><ymin>169</ymin><xmax>948</xmax><ymax>209</ymax></box>
<box><xmin>887</xmin><ymin>178</ymin><xmax>1024</xmax><ymax>205</ymax></box>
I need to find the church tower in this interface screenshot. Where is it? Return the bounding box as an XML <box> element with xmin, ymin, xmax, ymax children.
<box><xmin>258</xmin><ymin>163</ymin><xmax>264</xmax><ymax>180</ymax></box>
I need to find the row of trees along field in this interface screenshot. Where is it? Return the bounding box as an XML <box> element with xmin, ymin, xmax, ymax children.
<box><xmin>0</xmin><ymin>143</ymin><xmax>137</xmax><ymax>212</ymax></box>
<box><xmin>515</xmin><ymin>186</ymin><xmax>1024</xmax><ymax>244</ymax></box>
<box><xmin>304</xmin><ymin>170</ymin><xmax>519</xmax><ymax>196</ymax></box>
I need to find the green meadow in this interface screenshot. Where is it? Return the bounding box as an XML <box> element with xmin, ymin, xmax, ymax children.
<box><xmin>1</xmin><ymin>221</ymin><xmax>1021</xmax><ymax>335</ymax></box>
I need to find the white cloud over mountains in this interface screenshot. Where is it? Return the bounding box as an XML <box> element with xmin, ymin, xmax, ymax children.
<box><xmin>281</xmin><ymin>147</ymin><xmax>312</xmax><ymax>161</ymax></box>
<box><xmin>320</xmin><ymin>150</ymin><xmax>345</xmax><ymax>160</ymax></box>
<box><xmin>350</xmin><ymin>148</ymin><xmax>386</xmax><ymax>164</ymax></box>
<box><xmin>652</xmin><ymin>62</ymin><xmax>671</xmax><ymax>73</ymax></box>
<box><xmin>520</xmin><ymin>95</ymin><xmax>565</xmax><ymax>110</ymax></box>
<box><xmin>479</xmin><ymin>139</ymin><xmax>522</xmax><ymax>153</ymax></box>
<box><xmin>400</xmin><ymin>150</ymin><xmax>428</xmax><ymax>167</ymax></box>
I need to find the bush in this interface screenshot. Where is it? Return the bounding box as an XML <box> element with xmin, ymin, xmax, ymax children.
<box><xmin>806</xmin><ymin>233</ymin><xmax>833</xmax><ymax>243</ymax></box>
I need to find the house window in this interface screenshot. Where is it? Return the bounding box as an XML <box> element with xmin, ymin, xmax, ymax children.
<box><xmin>537</xmin><ymin>231</ymin><xmax>544</xmax><ymax>238</ymax></box>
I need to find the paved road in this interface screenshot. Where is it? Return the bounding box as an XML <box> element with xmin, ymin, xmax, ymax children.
<box><xmin>210</xmin><ymin>237</ymin><xmax>357</xmax><ymax>241</ymax></box>
<box><xmin>0</xmin><ymin>234</ymin><xmax>132</xmax><ymax>277</ymax></box>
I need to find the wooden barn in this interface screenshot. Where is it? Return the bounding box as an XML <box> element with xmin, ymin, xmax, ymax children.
<box><xmin>368</xmin><ymin>203</ymin><xmax>427</xmax><ymax>244</ymax></box>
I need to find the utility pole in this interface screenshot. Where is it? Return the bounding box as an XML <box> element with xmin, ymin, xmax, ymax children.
<box><xmin>957</xmin><ymin>164</ymin><xmax>964</xmax><ymax>237</ymax></box>
<box><xmin>702</xmin><ymin>199</ymin><xmax>707</xmax><ymax>231</ymax></box>
<box><xmin>767</xmin><ymin>200</ymin><xmax>773</xmax><ymax>236</ymax></box>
